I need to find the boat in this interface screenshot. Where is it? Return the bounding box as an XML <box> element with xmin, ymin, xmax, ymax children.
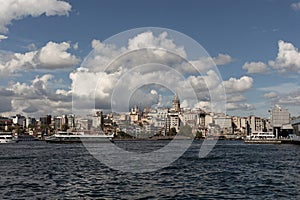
<box><xmin>45</xmin><ymin>131</ymin><xmax>114</xmax><ymax>143</ymax></box>
<box><xmin>0</xmin><ymin>132</ymin><xmax>17</xmax><ymax>144</ymax></box>
<box><xmin>244</xmin><ymin>131</ymin><xmax>281</xmax><ymax>144</ymax></box>
<box><xmin>280</xmin><ymin>134</ymin><xmax>300</xmax><ymax>145</ymax></box>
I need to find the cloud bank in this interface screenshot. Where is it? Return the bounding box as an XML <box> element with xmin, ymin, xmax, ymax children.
<box><xmin>0</xmin><ymin>0</ymin><xmax>71</xmax><ymax>33</ymax></box>
<box><xmin>0</xmin><ymin>41</ymin><xmax>80</xmax><ymax>77</ymax></box>
<box><xmin>243</xmin><ymin>40</ymin><xmax>300</xmax><ymax>75</ymax></box>
<box><xmin>0</xmin><ymin>31</ymin><xmax>253</xmax><ymax>116</ymax></box>
<box><xmin>72</xmin><ymin>31</ymin><xmax>252</xmax><ymax>115</ymax></box>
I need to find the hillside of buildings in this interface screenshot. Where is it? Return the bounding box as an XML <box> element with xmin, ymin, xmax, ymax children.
<box><xmin>1</xmin><ymin>95</ymin><xmax>299</xmax><ymax>140</ymax></box>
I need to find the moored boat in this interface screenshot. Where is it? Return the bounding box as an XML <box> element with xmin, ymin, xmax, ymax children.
<box><xmin>0</xmin><ymin>132</ymin><xmax>17</xmax><ymax>144</ymax></box>
<box><xmin>244</xmin><ymin>131</ymin><xmax>281</xmax><ymax>144</ymax></box>
<box><xmin>45</xmin><ymin>131</ymin><xmax>114</xmax><ymax>143</ymax></box>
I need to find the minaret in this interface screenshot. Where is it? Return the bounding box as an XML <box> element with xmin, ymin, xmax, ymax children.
<box><xmin>172</xmin><ymin>94</ymin><xmax>180</xmax><ymax>112</ymax></box>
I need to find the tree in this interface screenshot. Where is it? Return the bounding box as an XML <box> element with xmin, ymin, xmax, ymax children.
<box><xmin>138</xmin><ymin>122</ymin><xmax>143</xmax><ymax>127</ymax></box>
<box><xmin>168</xmin><ymin>127</ymin><xmax>177</xmax><ymax>136</ymax></box>
<box><xmin>28</xmin><ymin>124</ymin><xmax>35</xmax><ymax>130</ymax></box>
<box><xmin>116</xmin><ymin>131</ymin><xmax>133</xmax><ymax>139</ymax></box>
<box><xmin>195</xmin><ymin>131</ymin><xmax>203</xmax><ymax>139</ymax></box>
<box><xmin>61</xmin><ymin>124</ymin><xmax>69</xmax><ymax>131</ymax></box>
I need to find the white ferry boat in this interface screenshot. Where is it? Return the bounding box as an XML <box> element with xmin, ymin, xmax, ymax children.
<box><xmin>244</xmin><ymin>131</ymin><xmax>281</xmax><ymax>144</ymax></box>
<box><xmin>45</xmin><ymin>131</ymin><xmax>114</xmax><ymax>143</ymax></box>
<box><xmin>0</xmin><ymin>132</ymin><xmax>17</xmax><ymax>144</ymax></box>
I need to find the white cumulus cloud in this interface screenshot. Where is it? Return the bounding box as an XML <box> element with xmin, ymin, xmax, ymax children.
<box><xmin>268</xmin><ymin>40</ymin><xmax>300</xmax><ymax>73</ymax></box>
<box><xmin>72</xmin><ymin>31</ymin><xmax>245</xmax><ymax>115</ymax></box>
<box><xmin>128</xmin><ymin>31</ymin><xmax>187</xmax><ymax>58</ymax></box>
<box><xmin>242</xmin><ymin>61</ymin><xmax>269</xmax><ymax>74</ymax></box>
<box><xmin>0</xmin><ymin>41</ymin><xmax>80</xmax><ymax>77</ymax></box>
<box><xmin>0</xmin><ymin>0</ymin><xmax>71</xmax><ymax>33</ymax></box>
<box><xmin>38</xmin><ymin>41</ymin><xmax>80</xmax><ymax>69</ymax></box>
<box><xmin>227</xmin><ymin>94</ymin><xmax>246</xmax><ymax>103</ymax></box>
<box><xmin>291</xmin><ymin>2</ymin><xmax>300</xmax><ymax>11</ymax></box>
<box><xmin>224</xmin><ymin>76</ymin><xmax>253</xmax><ymax>94</ymax></box>
<box><xmin>226</xmin><ymin>103</ymin><xmax>254</xmax><ymax>111</ymax></box>
<box><xmin>213</xmin><ymin>53</ymin><xmax>233</xmax><ymax>66</ymax></box>
<box><xmin>263</xmin><ymin>92</ymin><xmax>278</xmax><ymax>99</ymax></box>
<box><xmin>2</xmin><ymin>74</ymin><xmax>72</xmax><ymax>116</ymax></box>
<box><xmin>259</xmin><ymin>83</ymin><xmax>298</xmax><ymax>94</ymax></box>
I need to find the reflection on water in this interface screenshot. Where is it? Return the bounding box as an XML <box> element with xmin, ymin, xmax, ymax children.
<box><xmin>0</xmin><ymin>140</ymin><xmax>300</xmax><ymax>199</ymax></box>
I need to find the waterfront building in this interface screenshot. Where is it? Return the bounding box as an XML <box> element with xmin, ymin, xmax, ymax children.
<box><xmin>165</xmin><ymin>95</ymin><xmax>182</xmax><ymax>133</ymax></box>
<box><xmin>148</xmin><ymin>108</ymin><xmax>168</xmax><ymax>120</ymax></box>
<box><xmin>232</xmin><ymin>116</ymin><xmax>242</xmax><ymax>133</ymax></box>
<box><xmin>67</xmin><ymin>114</ymin><xmax>76</xmax><ymax>129</ymax></box>
<box><xmin>166</xmin><ymin>112</ymin><xmax>180</xmax><ymax>133</ymax></box>
<box><xmin>264</xmin><ymin>118</ymin><xmax>272</xmax><ymax>132</ymax></box>
<box><xmin>205</xmin><ymin>113</ymin><xmax>213</xmax><ymax>128</ymax></box>
<box><xmin>146</xmin><ymin>108</ymin><xmax>168</xmax><ymax>135</ymax></box>
<box><xmin>52</xmin><ymin>116</ymin><xmax>61</xmax><ymax>130</ymax></box>
<box><xmin>12</xmin><ymin>114</ymin><xmax>26</xmax><ymax>128</ymax></box>
<box><xmin>270</xmin><ymin>105</ymin><xmax>291</xmax><ymax>138</ymax></box>
<box><xmin>180</xmin><ymin>111</ymin><xmax>198</xmax><ymax>127</ymax></box>
<box><xmin>56</xmin><ymin>114</ymin><xmax>76</xmax><ymax>131</ymax></box>
<box><xmin>92</xmin><ymin>111</ymin><xmax>103</xmax><ymax>129</ymax></box>
<box><xmin>150</xmin><ymin>117</ymin><xmax>165</xmax><ymax>128</ymax></box>
<box><xmin>130</xmin><ymin>106</ymin><xmax>141</xmax><ymax>123</ymax></box>
<box><xmin>25</xmin><ymin>117</ymin><xmax>37</xmax><ymax>129</ymax></box>
<box><xmin>40</xmin><ymin>115</ymin><xmax>51</xmax><ymax>126</ymax></box>
<box><xmin>195</xmin><ymin>109</ymin><xmax>206</xmax><ymax>128</ymax></box>
<box><xmin>145</xmin><ymin>124</ymin><xmax>157</xmax><ymax>134</ymax></box>
<box><xmin>213</xmin><ymin>114</ymin><xmax>233</xmax><ymax>134</ymax></box>
<box><xmin>291</xmin><ymin>117</ymin><xmax>300</xmax><ymax>136</ymax></box>
<box><xmin>60</xmin><ymin>114</ymin><xmax>68</xmax><ymax>128</ymax></box>
<box><xmin>76</xmin><ymin>118</ymin><xmax>93</xmax><ymax>130</ymax></box>
<box><xmin>0</xmin><ymin>117</ymin><xmax>12</xmax><ymax>131</ymax></box>
<box><xmin>240</xmin><ymin>117</ymin><xmax>247</xmax><ymax>134</ymax></box>
<box><xmin>248</xmin><ymin>115</ymin><xmax>264</xmax><ymax>133</ymax></box>
<box><xmin>113</xmin><ymin>113</ymin><xmax>130</xmax><ymax>130</ymax></box>
<box><xmin>119</xmin><ymin>114</ymin><xmax>130</xmax><ymax>121</ymax></box>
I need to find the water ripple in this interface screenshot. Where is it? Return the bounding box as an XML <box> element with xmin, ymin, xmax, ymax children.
<box><xmin>0</xmin><ymin>141</ymin><xmax>300</xmax><ymax>199</ymax></box>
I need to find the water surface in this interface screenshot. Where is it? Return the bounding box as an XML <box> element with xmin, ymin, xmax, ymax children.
<box><xmin>0</xmin><ymin>140</ymin><xmax>299</xmax><ymax>199</ymax></box>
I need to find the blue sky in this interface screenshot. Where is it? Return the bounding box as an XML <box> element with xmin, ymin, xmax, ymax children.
<box><xmin>1</xmin><ymin>0</ymin><xmax>300</xmax><ymax>118</ymax></box>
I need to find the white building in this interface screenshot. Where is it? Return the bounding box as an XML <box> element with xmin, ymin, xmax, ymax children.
<box><xmin>12</xmin><ymin>114</ymin><xmax>26</xmax><ymax>127</ymax></box>
<box><xmin>67</xmin><ymin>114</ymin><xmax>75</xmax><ymax>129</ymax></box>
<box><xmin>92</xmin><ymin>111</ymin><xmax>103</xmax><ymax>129</ymax></box>
<box><xmin>145</xmin><ymin>124</ymin><xmax>157</xmax><ymax>134</ymax></box>
<box><xmin>248</xmin><ymin>115</ymin><xmax>264</xmax><ymax>133</ymax></box>
<box><xmin>148</xmin><ymin>108</ymin><xmax>169</xmax><ymax>120</ymax></box>
<box><xmin>25</xmin><ymin>117</ymin><xmax>36</xmax><ymax>129</ymax></box>
<box><xmin>130</xmin><ymin>106</ymin><xmax>141</xmax><ymax>123</ymax></box>
<box><xmin>270</xmin><ymin>105</ymin><xmax>291</xmax><ymax>138</ymax></box>
<box><xmin>270</xmin><ymin>105</ymin><xmax>290</xmax><ymax>128</ymax></box>
<box><xmin>213</xmin><ymin>114</ymin><xmax>232</xmax><ymax>134</ymax></box>
<box><xmin>180</xmin><ymin>112</ymin><xmax>198</xmax><ymax>127</ymax></box>
<box><xmin>150</xmin><ymin>117</ymin><xmax>165</xmax><ymax>128</ymax></box>
<box><xmin>166</xmin><ymin>112</ymin><xmax>180</xmax><ymax>133</ymax></box>
<box><xmin>205</xmin><ymin>113</ymin><xmax>213</xmax><ymax>128</ymax></box>
<box><xmin>77</xmin><ymin>118</ymin><xmax>93</xmax><ymax>130</ymax></box>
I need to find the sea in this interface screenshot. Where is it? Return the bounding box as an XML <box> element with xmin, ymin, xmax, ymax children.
<box><xmin>0</xmin><ymin>140</ymin><xmax>300</xmax><ymax>199</ymax></box>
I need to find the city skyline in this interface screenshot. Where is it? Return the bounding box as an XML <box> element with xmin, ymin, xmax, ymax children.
<box><xmin>1</xmin><ymin>0</ymin><xmax>300</xmax><ymax>118</ymax></box>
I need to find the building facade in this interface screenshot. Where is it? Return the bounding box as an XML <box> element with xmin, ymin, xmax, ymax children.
<box><xmin>270</xmin><ymin>105</ymin><xmax>291</xmax><ymax>138</ymax></box>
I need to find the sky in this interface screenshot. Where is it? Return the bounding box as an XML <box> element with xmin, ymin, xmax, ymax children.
<box><xmin>1</xmin><ymin>0</ymin><xmax>300</xmax><ymax>118</ymax></box>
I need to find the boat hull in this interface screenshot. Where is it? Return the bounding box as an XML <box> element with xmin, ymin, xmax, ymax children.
<box><xmin>0</xmin><ymin>139</ymin><xmax>17</xmax><ymax>144</ymax></box>
<box><xmin>244</xmin><ymin>139</ymin><xmax>281</xmax><ymax>144</ymax></box>
<box><xmin>45</xmin><ymin>135</ymin><xmax>114</xmax><ymax>144</ymax></box>
<box><xmin>45</xmin><ymin>138</ymin><xmax>113</xmax><ymax>143</ymax></box>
